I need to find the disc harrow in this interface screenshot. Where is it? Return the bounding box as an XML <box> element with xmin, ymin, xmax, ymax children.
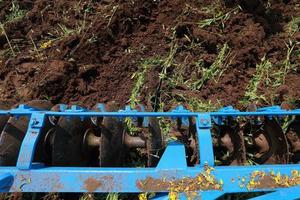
<box><xmin>0</xmin><ymin>101</ymin><xmax>299</xmax><ymax>199</ymax></box>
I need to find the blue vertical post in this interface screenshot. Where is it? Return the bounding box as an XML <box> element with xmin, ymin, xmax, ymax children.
<box><xmin>196</xmin><ymin>114</ymin><xmax>214</xmax><ymax>166</ymax></box>
<box><xmin>16</xmin><ymin>112</ymin><xmax>46</xmax><ymax>170</ymax></box>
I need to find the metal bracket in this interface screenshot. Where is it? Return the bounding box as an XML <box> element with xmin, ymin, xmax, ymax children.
<box><xmin>213</xmin><ymin>106</ymin><xmax>239</xmax><ymax>125</ymax></box>
<box><xmin>16</xmin><ymin>113</ymin><xmax>46</xmax><ymax>170</ymax></box>
<box><xmin>156</xmin><ymin>142</ymin><xmax>187</xmax><ymax>169</ymax></box>
<box><xmin>120</xmin><ymin>105</ymin><xmax>149</xmax><ymax>127</ymax></box>
<box><xmin>196</xmin><ymin>114</ymin><xmax>214</xmax><ymax>166</ymax></box>
<box><xmin>171</xmin><ymin>105</ymin><xmax>190</xmax><ymax>127</ymax></box>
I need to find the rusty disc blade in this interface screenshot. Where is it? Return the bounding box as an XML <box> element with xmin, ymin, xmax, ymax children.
<box><xmin>286</xmin><ymin>116</ymin><xmax>300</xmax><ymax>163</ymax></box>
<box><xmin>0</xmin><ymin>101</ymin><xmax>11</xmax><ymax>134</ymax></box>
<box><xmin>146</xmin><ymin>117</ymin><xmax>164</xmax><ymax>167</ymax></box>
<box><xmin>254</xmin><ymin>117</ymin><xmax>289</xmax><ymax>164</ymax></box>
<box><xmin>99</xmin><ymin>102</ymin><xmax>124</xmax><ymax>167</ymax></box>
<box><xmin>52</xmin><ymin>105</ymin><xmax>94</xmax><ymax>166</ymax></box>
<box><xmin>214</xmin><ymin>123</ymin><xmax>246</xmax><ymax>166</ymax></box>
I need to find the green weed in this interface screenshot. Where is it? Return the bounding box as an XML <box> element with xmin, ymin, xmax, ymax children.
<box><xmin>128</xmin><ymin>58</ymin><xmax>163</xmax><ymax>135</ymax></box>
<box><xmin>159</xmin><ymin>116</ymin><xmax>173</xmax><ymax>141</ymax></box>
<box><xmin>187</xmin><ymin>98</ymin><xmax>221</xmax><ymax>112</ymax></box>
<box><xmin>130</xmin><ymin>58</ymin><xmax>161</xmax><ymax>107</ymax></box>
<box><xmin>242</xmin><ymin>56</ymin><xmax>272</xmax><ymax>104</ymax></box>
<box><xmin>56</xmin><ymin>15</ymin><xmax>86</xmax><ymax>38</ymax></box>
<box><xmin>286</xmin><ymin>16</ymin><xmax>300</xmax><ymax>36</ymax></box>
<box><xmin>0</xmin><ymin>23</ymin><xmax>16</xmax><ymax>56</ymax></box>
<box><xmin>5</xmin><ymin>1</ymin><xmax>26</xmax><ymax>23</ymax></box>
<box><xmin>124</xmin><ymin>118</ymin><xmax>140</xmax><ymax>136</ymax></box>
<box><xmin>29</xmin><ymin>32</ymin><xmax>43</xmax><ymax>59</ymax></box>
<box><xmin>79</xmin><ymin>193</ymin><xmax>121</xmax><ymax>200</ymax></box>
<box><xmin>198</xmin><ymin>6</ymin><xmax>240</xmax><ymax>30</ymax></box>
<box><xmin>189</xmin><ymin>43</ymin><xmax>230</xmax><ymax>90</ymax></box>
<box><xmin>242</xmin><ymin>40</ymin><xmax>298</xmax><ymax>105</ymax></box>
<box><xmin>106</xmin><ymin>193</ymin><xmax>119</xmax><ymax>200</ymax></box>
<box><xmin>58</xmin><ymin>24</ymin><xmax>75</xmax><ymax>36</ymax></box>
<box><xmin>159</xmin><ymin>41</ymin><xmax>178</xmax><ymax>80</ymax></box>
<box><xmin>272</xmin><ymin>40</ymin><xmax>297</xmax><ymax>87</ymax></box>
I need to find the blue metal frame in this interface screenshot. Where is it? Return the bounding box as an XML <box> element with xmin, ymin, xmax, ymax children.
<box><xmin>0</xmin><ymin>104</ymin><xmax>299</xmax><ymax>199</ymax></box>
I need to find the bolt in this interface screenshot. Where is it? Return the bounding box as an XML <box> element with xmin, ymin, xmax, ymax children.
<box><xmin>32</xmin><ymin>119</ymin><xmax>39</xmax><ymax>125</ymax></box>
<box><xmin>201</xmin><ymin>119</ymin><xmax>208</xmax><ymax>125</ymax></box>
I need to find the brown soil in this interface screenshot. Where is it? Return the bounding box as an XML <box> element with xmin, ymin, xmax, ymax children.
<box><xmin>0</xmin><ymin>0</ymin><xmax>299</xmax><ymax>109</ymax></box>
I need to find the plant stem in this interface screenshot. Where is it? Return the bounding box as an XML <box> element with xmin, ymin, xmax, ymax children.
<box><xmin>0</xmin><ymin>23</ymin><xmax>16</xmax><ymax>56</ymax></box>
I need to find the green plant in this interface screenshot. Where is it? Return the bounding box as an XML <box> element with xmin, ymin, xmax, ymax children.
<box><xmin>242</xmin><ymin>56</ymin><xmax>272</xmax><ymax>104</ymax></box>
<box><xmin>272</xmin><ymin>40</ymin><xmax>297</xmax><ymax>87</ymax></box>
<box><xmin>56</xmin><ymin>16</ymin><xmax>86</xmax><ymax>38</ymax></box>
<box><xmin>124</xmin><ymin>117</ymin><xmax>140</xmax><ymax>136</ymax></box>
<box><xmin>106</xmin><ymin>193</ymin><xmax>119</xmax><ymax>200</ymax></box>
<box><xmin>130</xmin><ymin>58</ymin><xmax>161</xmax><ymax>107</ymax></box>
<box><xmin>190</xmin><ymin>43</ymin><xmax>230</xmax><ymax>90</ymax></box>
<box><xmin>0</xmin><ymin>23</ymin><xmax>16</xmax><ymax>56</ymax></box>
<box><xmin>187</xmin><ymin>98</ymin><xmax>221</xmax><ymax>112</ymax></box>
<box><xmin>198</xmin><ymin>7</ymin><xmax>240</xmax><ymax>30</ymax></box>
<box><xmin>57</xmin><ymin>24</ymin><xmax>76</xmax><ymax>37</ymax></box>
<box><xmin>159</xmin><ymin>117</ymin><xmax>173</xmax><ymax>140</ymax></box>
<box><xmin>159</xmin><ymin>41</ymin><xmax>178</xmax><ymax>80</ymax></box>
<box><xmin>242</xmin><ymin>40</ymin><xmax>298</xmax><ymax>105</ymax></box>
<box><xmin>5</xmin><ymin>0</ymin><xmax>26</xmax><ymax>23</ymax></box>
<box><xmin>286</xmin><ymin>16</ymin><xmax>300</xmax><ymax>36</ymax></box>
<box><xmin>29</xmin><ymin>32</ymin><xmax>43</xmax><ymax>59</ymax></box>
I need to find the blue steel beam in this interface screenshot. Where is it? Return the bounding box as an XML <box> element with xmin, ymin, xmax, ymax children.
<box><xmin>0</xmin><ymin>164</ymin><xmax>299</xmax><ymax>193</ymax></box>
<box><xmin>249</xmin><ymin>185</ymin><xmax>300</xmax><ymax>200</ymax></box>
<box><xmin>0</xmin><ymin>106</ymin><xmax>300</xmax><ymax>117</ymax></box>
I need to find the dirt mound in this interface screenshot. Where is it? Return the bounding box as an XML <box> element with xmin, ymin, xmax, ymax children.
<box><xmin>0</xmin><ymin>0</ymin><xmax>299</xmax><ymax>109</ymax></box>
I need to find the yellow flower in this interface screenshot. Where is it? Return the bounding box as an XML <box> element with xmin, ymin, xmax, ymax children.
<box><xmin>169</xmin><ymin>191</ymin><xmax>178</xmax><ymax>200</ymax></box>
<box><xmin>40</xmin><ymin>40</ymin><xmax>53</xmax><ymax>49</ymax></box>
<box><xmin>274</xmin><ymin>172</ymin><xmax>281</xmax><ymax>184</ymax></box>
<box><xmin>292</xmin><ymin>170</ymin><xmax>299</xmax><ymax>177</ymax></box>
<box><xmin>219</xmin><ymin>179</ymin><xmax>224</xmax><ymax>185</ymax></box>
<box><xmin>138</xmin><ymin>193</ymin><xmax>147</xmax><ymax>200</ymax></box>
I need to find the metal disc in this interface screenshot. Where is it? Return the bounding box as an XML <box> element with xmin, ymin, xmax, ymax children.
<box><xmin>99</xmin><ymin>102</ymin><xmax>124</xmax><ymax>167</ymax></box>
<box><xmin>253</xmin><ymin>117</ymin><xmax>289</xmax><ymax>164</ymax></box>
<box><xmin>216</xmin><ymin>123</ymin><xmax>246</xmax><ymax>166</ymax></box>
<box><xmin>52</xmin><ymin>105</ymin><xmax>93</xmax><ymax>166</ymax></box>
<box><xmin>286</xmin><ymin>116</ymin><xmax>300</xmax><ymax>163</ymax></box>
<box><xmin>146</xmin><ymin>117</ymin><xmax>164</xmax><ymax>167</ymax></box>
<box><xmin>0</xmin><ymin>101</ymin><xmax>11</xmax><ymax>133</ymax></box>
